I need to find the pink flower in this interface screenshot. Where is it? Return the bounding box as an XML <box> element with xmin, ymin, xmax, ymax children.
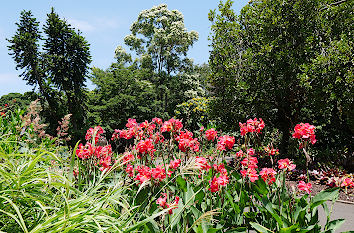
<box><xmin>217</xmin><ymin>135</ymin><xmax>235</xmax><ymax>151</ymax></box>
<box><xmin>264</xmin><ymin>145</ymin><xmax>279</xmax><ymax>156</ymax></box>
<box><xmin>292</xmin><ymin>123</ymin><xmax>316</xmax><ymax>144</ymax></box>
<box><xmin>167</xmin><ymin>196</ymin><xmax>180</xmax><ymax>215</ymax></box>
<box><xmin>195</xmin><ymin>156</ymin><xmax>211</xmax><ymax>171</ymax></box>
<box><xmin>152</xmin><ymin>117</ymin><xmax>163</xmax><ymax>125</ymax></box>
<box><xmin>236</xmin><ymin>150</ymin><xmax>244</xmax><ymax>158</ymax></box>
<box><xmin>136</xmin><ymin>139</ymin><xmax>156</xmax><ymax>156</ymax></box>
<box><xmin>259</xmin><ymin>168</ymin><xmax>277</xmax><ymax>185</ymax></box>
<box><xmin>126</xmin><ymin>118</ymin><xmax>138</xmax><ymax>128</ymax></box>
<box><xmin>241</xmin><ymin>156</ymin><xmax>258</xmax><ymax>169</ymax></box>
<box><xmin>169</xmin><ymin>158</ymin><xmax>181</xmax><ymax>170</ymax></box>
<box><xmin>240</xmin><ymin>168</ymin><xmax>259</xmax><ymax>182</ymax></box>
<box><xmin>278</xmin><ymin>158</ymin><xmax>296</xmax><ymax>171</ymax></box>
<box><xmin>341</xmin><ymin>178</ymin><xmax>354</xmax><ymax>188</ymax></box>
<box><xmin>298</xmin><ymin>181</ymin><xmax>312</xmax><ymax>194</ymax></box>
<box><xmin>205</xmin><ymin>128</ymin><xmax>218</xmax><ymax>141</ymax></box>
<box><xmin>126</xmin><ymin>164</ymin><xmax>134</xmax><ymax>177</ymax></box>
<box><xmin>85</xmin><ymin>126</ymin><xmax>104</xmax><ymax>143</ymax></box>
<box><xmin>247</xmin><ymin>148</ymin><xmax>255</xmax><ymax>156</ymax></box>
<box><xmin>161</xmin><ymin>118</ymin><xmax>183</xmax><ymax>132</ymax></box>
<box><xmin>156</xmin><ymin>193</ymin><xmax>167</xmax><ymax>207</ymax></box>
<box><xmin>135</xmin><ymin>165</ymin><xmax>151</xmax><ymax>184</ymax></box>
<box><xmin>151</xmin><ymin>165</ymin><xmax>166</xmax><ymax>182</ymax></box>
<box><xmin>239</xmin><ymin>118</ymin><xmax>265</xmax><ymax>136</ymax></box>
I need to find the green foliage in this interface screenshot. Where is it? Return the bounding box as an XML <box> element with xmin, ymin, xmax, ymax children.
<box><xmin>208</xmin><ymin>0</ymin><xmax>353</xmax><ymax>160</ymax></box>
<box><xmin>7</xmin><ymin>9</ymin><xmax>92</xmax><ymax>142</ymax></box>
<box><xmin>124</xmin><ymin>4</ymin><xmax>198</xmax><ymax>75</ymax></box>
<box><xmin>0</xmin><ymin>92</ymin><xmax>38</xmax><ymax>111</ymax></box>
<box><xmin>87</xmin><ymin>63</ymin><xmax>162</xmax><ymax>132</ymax></box>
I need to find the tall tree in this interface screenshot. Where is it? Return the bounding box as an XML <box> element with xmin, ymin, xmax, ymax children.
<box><xmin>123</xmin><ymin>4</ymin><xmax>199</xmax><ymax>114</ymax></box>
<box><xmin>208</xmin><ymin>0</ymin><xmax>353</xmax><ymax>156</ymax></box>
<box><xmin>8</xmin><ymin>9</ymin><xmax>91</xmax><ymax>141</ymax></box>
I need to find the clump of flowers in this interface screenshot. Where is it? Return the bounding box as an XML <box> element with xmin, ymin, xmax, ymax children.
<box><xmin>205</xmin><ymin>128</ymin><xmax>218</xmax><ymax>141</ymax></box>
<box><xmin>260</xmin><ymin>168</ymin><xmax>277</xmax><ymax>185</ymax></box>
<box><xmin>298</xmin><ymin>181</ymin><xmax>312</xmax><ymax>194</ymax></box>
<box><xmin>217</xmin><ymin>135</ymin><xmax>235</xmax><ymax>151</ymax></box>
<box><xmin>239</xmin><ymin>118</ymin><xmax>265</xmax><ymax>136</ymax></box>
<box><xmin>292</xmin><ymin>123</ymin><xmax>316</xmax><ymax>145</ymax></box>
<box><xmin>278</xmin><ymin>158</ymin><xmax>296</xmax><ymax>171</ymax></box>
<box><xmin>156</xmin><ymin>193</ymin><xmax>180</xmax><ymax>215</ymax></box>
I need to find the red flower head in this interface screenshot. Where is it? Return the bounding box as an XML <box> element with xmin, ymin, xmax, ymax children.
<box><xmin>161</xmin><ymin>118</ymin><xmax>183</xmax><ymax>133</ymax></box>
<box><xmin>156</xmin><ymin>193</ymin><xmax>167</xmax><ymax>208</ymax></box>
<box><xmin>241</xmin><ymin>156</ymin><xmax>258</xmax><ymax>169</ymax></box>
<box><xmin>136</xmin><ymin>139</ymin><xmax>156</xmax><ymax>156</ymax></box>
<box><xmin>151</xmin><ymin>165</ymin><xmax>166</xmax><ymax>182</ymax></box>
<box><xmin>195</xmin><ymin>156</ymin><xmax>211</xmax><ymax>171</ymax></box>
<box><xmin>298</xmin><ymin>181</ymin><xmax>312</xmax><ymax>194</ymax></box>
<box><xmin>259</xmin><ymin>168</ymin><xmax>277</xmax><ymax>185</ymax></box>
<box><xmin>292</xmin><ymin>123</ymin><xmax>316</xmax><ymax>144</ymax></box>
<box><xmin>278</xmin><ymin>158</ymin><xmax>296</xmax><ymax>171</ymax></box>
<box><xmin>152</xmin><ymin>117</ymin><xmax>163</xmax><ymax>125</ymax></box>
<box><xmin>169</xmin><ymin>158</ymin><xmax>181</xmax><ymax>170</ymax></box>
<box><xmin>205</xmin><ymin>128</ymin><xmax>218</xmax><ymax>141</ymax></box>
<box><xmin>239</xmin><ymin>118</ymin><xmax>265</xmax><ymax>136</ymax></box>
<box><xmin>217</xmin><ymin>135</ymin><xmax>235</xmax><ymax>151</ymax></box>
<box><xmin>341</xmin><ymin>178</ymin><xmax>354</xmax><ymax>188</ymax></box>
<box><xmin>240</xmin><ymin>168</ymin><xmax>259</xmax><ymax>182</ymax></box>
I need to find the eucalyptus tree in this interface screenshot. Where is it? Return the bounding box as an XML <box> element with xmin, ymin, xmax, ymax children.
<box><xmin>123</xmin><ymin>4</ymin><xmax>199</xmax><ymax>113</ymax></box>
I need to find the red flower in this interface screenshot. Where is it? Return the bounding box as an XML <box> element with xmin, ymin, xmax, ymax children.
<box><xmin>259</xmin><ymin>168</ymin><xmax>277</xmax><ymax>185</ymax></box>
<box><xmin>126</xmin><ymin>118</ymin><xmax>138</xmax><ymax>128</ymax></box>
<box><xmin>298</xmin><ymin>181</ymin><xmax>312</xmax><ymax>194</ymax></box>
<box><xmin>99</xmin><ymin>155</ymin><xmax>112</xmax><ymax>171</ymax></box>
<box><xmin>151</xmin><ymin>165</ymin><xmax>166</xmax><ymax>182</ymax></box>
<box><xmin>341</xmin><ymin>178</ymin><xmax>354</xmax><ymax>188</ymax></box>
<box><xmin>217</xmin><ymin>135</ymin><xmax>235</xmax><ymax>151</ymax></box>
<box><xmin>167</xmin><ymin>196</ymin><xmax>180</xmax><ymax>215</ymax></box>
<box><xmin>205</xmin><ymin>128</ymin><xmax>217</xmax><ymax>141</ymax></box>
<box><xmin>247</xmin><ymin>148</ymin><xmax>255</xmax><ymax>156</ymax></box>
<box><xmin>278</xmin><ymin>159</ymin><xmax>296</xmax><ymax>171</ymax></box>
<box><xmin>123</xmin><ymin>152</ymin><xmax>134</xmax><ymax>163</ymax></box>
<box><xmin>239</xmin><ymin>118</ymin><xmax>265</xmax><ymax>136</ymax></box>
<box><xmin>135</xmin><ymin>165</ymin><xmax>151</xmax><ymax>184</ymax></box>
<box><xmin>209</xmin><ymin>175</ymin><xmax>229</xmax><ymax>193</ymax></box>
<box><xmin>156</xmin><ymin>193</ymin><xmax>167</xmax><ymax>207</ymax></box>
<box><xmin>236</xmin><ymin>150</ymin><xmax>244</xmax><ymax>158</ymax></box>
<box><xmin>126</xmin><ymin>164</ymin><xmax>134</xmax><ymax>177</ymax></box>
<box><xmin>240</xmin><ymin>168</ymin><xmax>259</xmax><ymax>182</ymax></box>
<box><xmin>292</xmin><ymin>123</ymin><xmax>316</xmax><ymax>144</ymax></box>
<box><xmin>85</xmin><ymin>126</ymin><xmax>104</xmax><ymax>143</ymax></box>
<box><xmin>241</xmin><ymin>156</ymin><xmax>258</xmax><ymax>169</ymax></box>
<box><xmin>161</xmin><ymin>118</ymin><xmax>183</xmax><ymax>132</ymax></box>
<box><xmin>136</xmin><ymin>139</ymin><xmax>156</xmax><ymax>156</ymax></box>
<box><xmin>195</xmin><ymin>156</ymin><xmax>211</xmax><ymax>171</ymax></box>
<box><xmin>264</xmin><ymin>145</ymin><xmax>279</xmax><ymax>156</ymax></box>
<box><xmin>152</xmin><ymin>117</ymin><xmax>163</xmax><ymax>125</ymax></box>
<box><xmin>169</xmin><ymin>158</ymin><xmax>181</xmax><ymax>170</ymax></box>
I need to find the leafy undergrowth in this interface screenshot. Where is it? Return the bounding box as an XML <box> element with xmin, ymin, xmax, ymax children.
<box><xmin>0</xmin><ymin>104</ymin><xmax>352</xmax><ymax>232</ymax></box>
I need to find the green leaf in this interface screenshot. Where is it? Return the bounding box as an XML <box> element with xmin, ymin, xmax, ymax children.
<box><xmin>279</xmin><ymin>224</ymin><xmax>299</xmax><ymax>233</ymax></box>
<box><xmin>311</xmin><ymin>188</ymin><xmax>339</xmax><ymax>209</ymax></box>
<box><xmin>176</xmin><ymin>176</ymin><xmax>187</xmax><ymax>192</ymax></box>
<box><xmin>250</xmin><ymin>222</ymin><xmax>274</xmax><ymax>233</ymax></box>
<box><xmin>326</xmin><ymin>219</ymin><xmax>345</xmax><ymax>231</ymax></box>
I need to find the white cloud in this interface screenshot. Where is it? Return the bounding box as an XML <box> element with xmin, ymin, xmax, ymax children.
<box><xmin>67</xmin><ymin>19</ymin><xmax>95</xmax><ymax>32</ymax></box>
<box><xmin>67</xmin><ymin>17</ymin><xmax>120</xmax><ymax>33</ymax></box>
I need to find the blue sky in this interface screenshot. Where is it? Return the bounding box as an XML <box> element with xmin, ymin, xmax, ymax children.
<box><xmin>0</xmin><ymin>0</ymin><xmax>248</xmax><ymax>96</ymax></box>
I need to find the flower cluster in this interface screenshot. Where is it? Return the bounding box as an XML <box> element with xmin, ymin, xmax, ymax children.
<box><xmin>298</xmin><ymin>181</ymin><xmax>312</xmax><ymax>194</ymax></box>
<box><xmin>292</xmin><ymin>123</ymin><xmax>316</xmax><ymax>145</ymax></box>
<box><xmin>76</xmin><ymin>126</ymin><xmax>113</xmax><ymax>172</ymax></box>
<box><xmin>156</xmin><ymin>193</ymin><xmax>180</xmax><ymax>214</ymax></box>
<box><xmin>217</xmin><ymin>135</ymin><xmax>235</xmax><ymax>151</ymax></box>
<box><xmin>209</xmin><ymin>163</ymin><xmax>229</xmax><ymax>192</ymax></box>
<box><xmin>278</xmin><ymin>159</ymin><xmax>296</xmax><ymax>171</ymax></box>
<box><xmin>239</xmin><ymin>118</ymin><xmax>265</xmax><ymax>136</ymax></box>
<box><xmin>175</xmin><ymin>130</ymin><xmax>199</xmax><ymax>152</ymax></box>
<box><xmin>205</xmin><ymin>128</ymin><xmax>217</xmax><ymax>141</ymax></box>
